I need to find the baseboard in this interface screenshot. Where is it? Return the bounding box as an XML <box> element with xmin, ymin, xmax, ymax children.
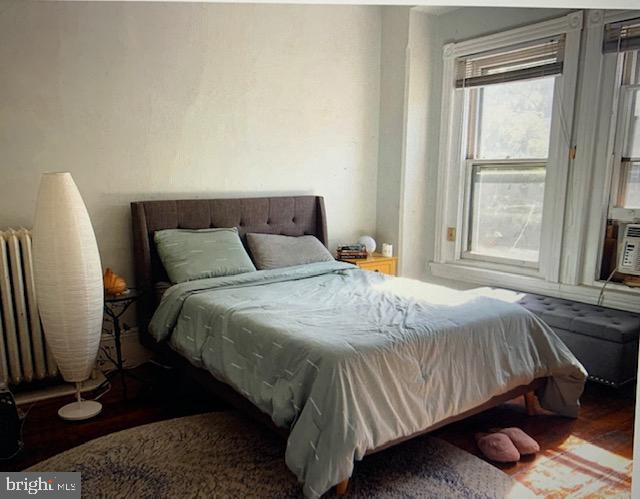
<box><xmin>97</xmin><ymin>327</ymin><xmax>153</xmax><ymax>371</ymax></box>
<box><xmin>11</xmin><ymin>330</ymin><xmax>151</xmax><ymax>406</ymax></box>
<box><xmin>14</xmin><ymin>371</ymin><xmax>107</xmax><ymax>406</ymax></box>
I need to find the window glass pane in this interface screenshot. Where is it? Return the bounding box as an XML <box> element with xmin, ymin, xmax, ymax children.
<box><xmin>622</xmin><ymin>161</ymin><xmax>640</xmax><ymax>208</ymax></box>
<box><xmin>623</xmin><ymin>88</ymin><xmax>640</xmax><ymax>158</ymax></box>
<box><xmin>476</xmin><ymin>77</ymin><xmax>555</xmax><ymax>159</ymax></box>
<box><xmin>469</xmin><ymin>165</ymin><xmax>545</xmax><ymax>262</ymax></box>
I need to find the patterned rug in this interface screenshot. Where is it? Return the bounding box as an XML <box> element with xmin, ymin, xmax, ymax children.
<box><xmin>29</xmin><ymin>412</ymin><xmax>533</xmax><ymax>498</ymax></box>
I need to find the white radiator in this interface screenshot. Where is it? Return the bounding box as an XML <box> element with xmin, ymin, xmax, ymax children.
<box><xmin>0</xmin><ymin>229</ymin><xmax>57</xmax><ymax>385</ymax></box>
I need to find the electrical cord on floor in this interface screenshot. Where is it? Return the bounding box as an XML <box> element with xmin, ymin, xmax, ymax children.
<box><xmin>0</xmin><ymin>378</ymin><xmax>110</xmax><ymax>462</ymax></box>
<box><xmin>92</xmin><ymin>381</ymin><xmax>112</xmax><ymax>401</ymax></box>
<box><xmin>597</xmin><ymin>268</ymin><xmax>617</xmax><ymax>306</ymax></box>
<box><xmin>0</xmin><ymin>401</ymin><xmax>35</xmax><ymax>461</ymax></box>
<box><xmin>149</xmin><ymin>359</ymin><xmax>174</xmax><ymax>370</ymax></box>
<box><xmin>91</xmin><ymin>373</ymin><xmax>112</xmax><ymax>393</ymax></box>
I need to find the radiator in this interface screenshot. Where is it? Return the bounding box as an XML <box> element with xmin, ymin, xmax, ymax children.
<box><xmin>0</xmin><ymin>229</ymin><xmax>57</xmax><ymax>385</ymax></box>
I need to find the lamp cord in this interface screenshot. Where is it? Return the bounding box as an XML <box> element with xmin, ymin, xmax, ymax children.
<box><xmin>0</xmin><ymin>402</ymin><xmax>35</xmax><ymax>462</ymax></box>
<box><xmin>597</xmin><ymin>268</ymin><xmax>616</xmax><ymax>306</ymax></box>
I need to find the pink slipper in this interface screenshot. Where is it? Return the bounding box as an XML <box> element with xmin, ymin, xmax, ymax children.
<box><xmin>475</xmin><ymin>432</ymin><xmax>520</xmax><ymax>462</ymax></box>
<box><xmin>498</xmin><ymin>427</ymin><xmax>540</xmax><ymax>455</ymax></box>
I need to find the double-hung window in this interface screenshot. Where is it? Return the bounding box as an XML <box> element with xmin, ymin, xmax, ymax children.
<box><xmin>459</xmin><ymin>38</ymin><xmax>560</xmax><ymax>266</ymax></box>
<box><xmin>606</xmin><ymin>19</ymin><xmax>640</xmax><ymax>216</ymax></box>
<box><xmin>571</xmin><ymin>11</ymin><xmax>640</xmax><ymax>294</ymax></box>
<box><xmin>590</xmin><ymin>16</ymin><xmax>640</xmax><ymax>283</ymax></box>
<box><xmin>433</xmin><ymin>12</ymin><xmax>581</xmax><ymax>282</ymax></box>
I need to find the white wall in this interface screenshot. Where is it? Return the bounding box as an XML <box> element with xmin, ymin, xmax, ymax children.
<box><xmin>0</xmin><ymin>1</ymin><xmax>382</xmax><ymax>283</ymax></box>
<box><xmin>375</xmin><ymin>7</ymin><xmax>436</xmax><ymax>279</ymax></box>
<box><xmin>396</xmin><ymin>9</ymin><xmax>438</xmax><ymax>280</ymax></box>
<box><xmin>375</xmin><ymin>7</ymin><xmax>410</xmax><ymax>253</ymax></box>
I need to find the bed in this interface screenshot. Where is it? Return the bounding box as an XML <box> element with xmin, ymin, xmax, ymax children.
<box><xmin>131</xmin><ymin>195</ymin><xmax>587</xmax><ymax>498</ymax></box>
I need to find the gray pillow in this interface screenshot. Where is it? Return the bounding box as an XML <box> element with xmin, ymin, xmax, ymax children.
<box><xmin>246</xmin><ymin>233</ymin><xmax>334</xmax><ymax>270</ymax></box>
<box><xmin>155</xmin><ymin>228</ymin><xmax>256</xmax><ymax>283</ymax></box>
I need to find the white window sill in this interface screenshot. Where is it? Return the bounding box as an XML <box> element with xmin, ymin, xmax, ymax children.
<box><xmin>456</xmin><ymin>254</ymin><xmax>541</xmax><ymax>277</ymax></box>
<box><xmin>429</xmin><ymin>261</ymin><xmax>640</xmax><ymax>313</ymax></box>
<box><xmin>609</xmin><ymin>207</ymin><xmax>640</xmax><ymax>222</ymax></box>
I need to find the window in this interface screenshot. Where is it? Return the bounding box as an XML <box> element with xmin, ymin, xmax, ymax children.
<box><xmin>595</xmin><ymin>19</ymin><xmax>640</xmax><ymax>282</ymax></box>
<box><xmin>455</xmin><ymin>34</ymin><xmax>566</xmax><ymax>268</ymax></box>
<box><xmin>464</xmin><ymin>77</ymin><xmax>555</xmax><ymax>264</ymax></box>
<box><xmin>433</xmin><ymin>12</ymin><xmax>581</xmax><ymax>283</ymax></box>
<box><xmin>614</xmin><ymin>50</ymin><xmax>640</xmax><ymax>209</ymax></box>
<box><xmin>605</xmin><ymin>18</ymin><xmax>640</xmax><ymax>215</ymax></box>
<box><xmin>431</xmin><ymin>11</ymin><xmax>640</xmax><ymax>308</ymax></box>
<box><xmin>579</xmin><ymin>12</ymin><xmax>640</xmax><ymax>293</ymax></box>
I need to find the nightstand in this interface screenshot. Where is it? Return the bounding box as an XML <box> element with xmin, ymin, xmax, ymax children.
<box><xmin>103</xmin><ymin>289</ymin><xmax>139</xmax><ymax>399</ymax></box>
<box><xmin>340</xmin><ymin>253</ymin><xmax>398</xmax><ymax>276</ymax></box>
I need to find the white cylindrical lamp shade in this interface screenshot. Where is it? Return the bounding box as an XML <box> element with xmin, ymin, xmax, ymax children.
<box><xmin>33</xmin><ymin>173</ymin><xmax>103</xmax><ymax>383</ymax></box>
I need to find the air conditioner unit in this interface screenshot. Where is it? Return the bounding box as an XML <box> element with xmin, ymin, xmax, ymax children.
<box><xmin>619</xmin><ymin>224</ymin><xmax>640</xmax><ymax>276</ymax></box>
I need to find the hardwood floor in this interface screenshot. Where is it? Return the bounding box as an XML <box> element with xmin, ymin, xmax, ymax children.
<box><xmin>433</xmin><ymin>382</ymin><xmax>634</xmax><ymax>498</ymax></box>
<box><xmin>1</xmin><ymin>364</ymin><xmax>224</xmax><ymax>472</ymax></box>
<box><xmin>2</xmin><ymin>364</ymin><xmax>634</xmax><ymax>498</ymax></box>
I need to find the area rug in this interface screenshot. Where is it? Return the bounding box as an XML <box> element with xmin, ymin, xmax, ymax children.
<box><xmin>29</xmin><ymin>412</ymin><xmax>533</xmax><ymax>498</ymax></box>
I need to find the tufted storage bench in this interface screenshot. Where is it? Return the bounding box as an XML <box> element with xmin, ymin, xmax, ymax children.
<box><xmin>516</xmin><ymin>292</ymin><xmax>640</xmax><ymax>387</ymax></box>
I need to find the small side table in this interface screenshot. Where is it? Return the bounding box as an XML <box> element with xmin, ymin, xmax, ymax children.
<box><xmin>103</xmin><ymin>289</ymin><xmax>139</xmax><ymax>399</ymax></box>
<box><xmin>339</xmin><ymin>253</ymin><xmax>398</xmax><ymax>276</ymax></box>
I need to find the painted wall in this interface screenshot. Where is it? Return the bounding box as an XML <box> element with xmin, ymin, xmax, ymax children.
<box><xmin>397</xmin><ymin>9</ymin><xmax>434</xmax><ymax>279</ymax></box>
<box><xmin>375</xmin><ymin>6</ymin><xmax>410</xmax><ymax>254</ymax></box>
<box><xmin>0</xmin><ymin>1</ymin><xmax>381</xmax><ymax>283</ymax></box>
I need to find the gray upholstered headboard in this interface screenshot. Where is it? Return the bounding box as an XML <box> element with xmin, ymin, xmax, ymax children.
<box><xmin>131</xmin><ymin>196</ymin><xmax>328</xmax><ymax>343</ymax></box>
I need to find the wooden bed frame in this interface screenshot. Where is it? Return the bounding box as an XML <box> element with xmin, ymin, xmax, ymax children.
<box><xmin>131</xmin><ymin>195</ymin><xmax>547</xmax><ymax>496</ymax></box>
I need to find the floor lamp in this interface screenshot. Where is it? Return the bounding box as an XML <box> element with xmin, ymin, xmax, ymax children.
<box><xmin>33</xmin><ymin>172</ymin><xmax>103</xmax><ymax>420</ymax></box>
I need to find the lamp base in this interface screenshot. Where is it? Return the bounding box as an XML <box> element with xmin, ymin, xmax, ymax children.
<box><xmin>58</xmin><ymin>400</ymin><xmax>102</xmax><ymax>421</ymax></box>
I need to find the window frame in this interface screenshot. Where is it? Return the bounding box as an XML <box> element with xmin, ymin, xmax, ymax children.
<box><xmin>581</xmin><ymin>10</ymin><xmax>640</xmax><ymax>291</ymax></box>
<box><xmin>610</xmin><ymin>59</ymin><xmax>640</xmax><ymax>212</ymax></box>
<box><xmin>459</xmin><ymin>78</ymin><xmax>555</xmax><ymax>268</ymax></box>
<box><xmin>432</xmin><ymin>11</ymin><xmax>583</xmax><ymax>282</ymax></box>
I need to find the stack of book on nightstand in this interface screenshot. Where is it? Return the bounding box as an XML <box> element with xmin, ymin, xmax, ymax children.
<box><xmin>336</xmin><ymin>244</ymin><xmax>368</xmax><ymax>260</ymax></box>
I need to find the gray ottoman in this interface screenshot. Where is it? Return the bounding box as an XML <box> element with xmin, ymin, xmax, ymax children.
<box><xmin>516</xmin><ymin>292</ymin><xmax>640</xmax><ymax>387</ymax></box>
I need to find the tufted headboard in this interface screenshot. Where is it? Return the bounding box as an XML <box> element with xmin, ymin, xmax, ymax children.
<box><xmin>131</xmin><ymin>196</ymin><xmax>328</xmax><ymax>344</ymax></box>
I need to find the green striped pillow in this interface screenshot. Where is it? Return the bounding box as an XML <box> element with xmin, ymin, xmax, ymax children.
<box><xmin>155</xmin><ymin>228</ymin><xmax>256</xmax><ymax>284</ymax></box>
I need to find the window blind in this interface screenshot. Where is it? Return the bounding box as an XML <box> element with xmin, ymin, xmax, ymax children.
<box><xmin>455</xmin><ymin>36</ymin><xmax>565</xmax><ymax>88</ymax></box>
<box><xmin>603</xmin><ymin>17</ymin><xmax>640</xmax><ymax>53</ymax></box>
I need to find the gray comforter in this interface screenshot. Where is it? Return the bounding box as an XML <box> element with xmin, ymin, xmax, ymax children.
<box><xmin>149</xmin><ymin>261</ymin><xmax>586</xmax><ymax>497</ymax></box>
